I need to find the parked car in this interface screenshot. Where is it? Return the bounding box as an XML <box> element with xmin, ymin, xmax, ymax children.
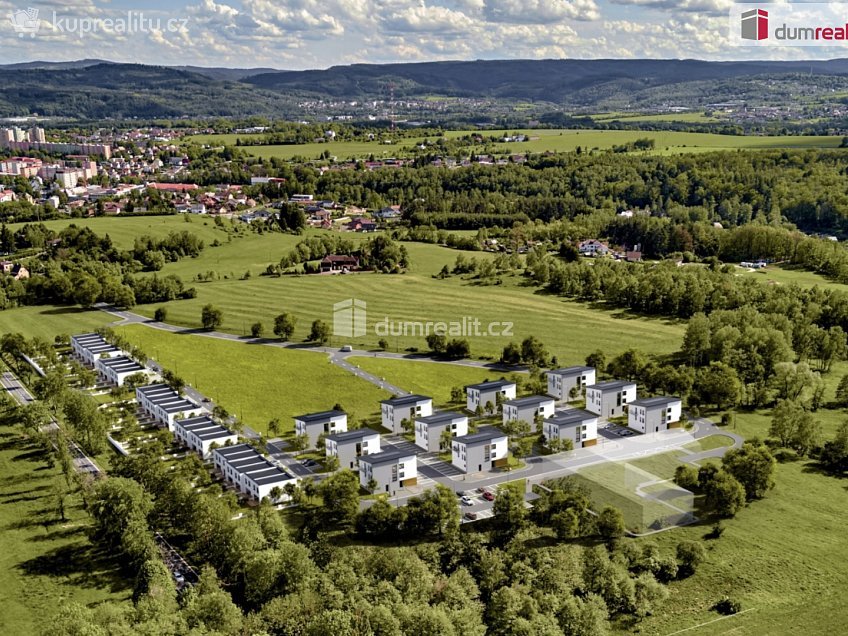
<box><xmin>461</xmin><ymin>495</ymin><xmax>474</xmax><ymax>506</ymax></box>
<box><xmin>301</xmin><ymin>459</ymin><xmax>318</xmax><ymax>467</ymax></box>
<box><xmin>476</xmin><ymin>486</ymin><xmax>486</xmax><ymax>493</ymax></box>
<box><xmin>482</xmin><ymin>490</ymin><xmax>495</xmax><ymax>501</ymax></box>
<box><xmin>464</xmin><ymin>511</ymin><xmax>478</xmax><ymax>520</ymax></box>
<box><xmin>455</xmin><ymin>490</ymin><xmax>465</xmax><ymax>497</ymax></box>
<box><xmin>341</xmin><ymin>345</ymin><xmax>353</xmax><ymax>352</ymax></box>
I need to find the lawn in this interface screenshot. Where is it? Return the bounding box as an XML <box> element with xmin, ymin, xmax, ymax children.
<box><xmin>347</xmin><ymin>356</ymin><xmax>515</xmax><ymax>406</ymax></box>
<box><xmin>114</xmin><ymin>324</ymin><xmax>391</xmax><ymax>434</ymax></box>
<box><xmin>738</xmin><ymin>263</ymin><xmax>848</xmax><ymax>292</ymax></box>
<box><xmin>628</xmin><ymin>460</ymin><xmax>848</xmax><ymax>635</ymax></box>
<box><xmin>0</xmin><ymin>420</ymin><xmax>131</xmax><ymax>634</ymax></box>
<box><xmin>0</xmin><ymin>305</ymin><xmax>113</xmax><ymax>341</ymax></box>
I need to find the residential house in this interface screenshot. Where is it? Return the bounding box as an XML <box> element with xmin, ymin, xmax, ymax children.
<box><xmin>414</xmin><ymin>411</ymin><xmax>468</xmax><ymax>452</ymax></box>
<box><xmin>320</xmin><ymin>255</ymin><xmax>359</xmax><ymax>273</ymax></box>
<box><xmin>347</xmin><ymin>217</ymin><xmax>377</xmax><ymax>232</ymax></box>
<box><xmin>585</xmin><ymin>380</ymin><xmax>637</xmax><ymax>419</ymax></box>
<box><xmin>70</xmin><ymin>333</ymin><xmax>122</xmax><ymax>366</ymax></box>
<box><xmin>627</xmin><ymin>396</ymin><xmax>683</xmax><ymax>433</ymax></box>
<box><xmin>359</xmin><ymin>449</ymin><xmax>418</xmax><ymax>494</ymax></box>
<box><xmin>380</xmin><ymin>395</ymin><xmax>433</xmax><ymax>434</ymax></box>
<box><xmin>325</xmin><ymin>427</ymin><xmax>381</xmax><ymax>470</ymax></box>
<box><xmin>212</xmin><ymin>443</ymin><xmax>296</xmax><ymax>502</ymax></box>
<box><xmin>135</xmin><ymin>383</ymin><xmax>202</xmax><ymax>431</ymax></box>
<box><xmin>578</xmin><ymin>239</ymin><xmax>610</xmax><ymax>257</ymax></box>
<box><xmin>451</xmin><ymin>427</ymin><xmax>509</xmax><ymax>473</ymax></box>
<box><xmin>374</xmin><ymin>205</ymin><xmax>401</xmax><ymax>220</ymax></box>
<box><xmin>546</xmin><ymin>366</ymin><xmax>596</xmax><ymax>401</ymax></box>
<box><xmin>294</xmin><ymin>410</ymin><xmax>348</xmax><ymax>448</ymax></box>
<box><xmin>173</xmin><ymin>415</ymin><xmax>238</xmax><ymax>459</ymax></box>
<box><xmin>95</xmin><ymin>355</ymin><xmax>150</xmax><ymax>387</ymax></box>
<box><xmin>502</xmin><ymin>396</ymin><xmax>556</xmax><ymax>432</ymax></box>
<box><xmin>465</xmin><ymin>379</ymin><xmax>517</xmax><ymax>414</ymax></box>
<box><xmin>543</xmin><ymin>409</ymin><xmax>599</xmax><ymax>448</ymax></box>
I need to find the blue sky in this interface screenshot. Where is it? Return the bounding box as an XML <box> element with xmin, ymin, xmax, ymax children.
<box><xmin>1</xmin><ymin>0</ymin><xmax>843</xmax><ymax>69</ymax></box>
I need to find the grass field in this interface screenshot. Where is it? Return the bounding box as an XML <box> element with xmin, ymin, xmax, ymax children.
<box><xmin>187</xmin><ymin>128</ymin><xmax>843</xmax><ymax>161</ymax></box>
<box><xmin>347</xmin><ymin>356</ymin><xmax>515</xmax><ymax>406</ymax></box>
<box><xmin>630</xmin><ymin>459</ymin><xmax>848</xmax><ymax>635</ymax></box>
<box><xmin>0</xmin><ymin>421</ymin><xmax>131</xmax><ymax>634</ymax></box>
<box><xmin>592</xmin><ymin>112</ymin><xmax>720</xmax><ymax>123</ymax></box>
<box><xmin>114</xmin><ymin>324</ymin><xmax>390</xmax><ymax>434</ymax></box>
<box><xmin>738</xmin><ymin>263</ymin><xmax>848</xmax><ymax>292</ymax></box>
<box><xmin>0</xmin><ymin>305</ymin><xmax>112</xmax><ymax>341</ymax></box>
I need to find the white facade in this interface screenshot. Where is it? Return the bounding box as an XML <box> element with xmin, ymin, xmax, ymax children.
<box><xmin>543</xmin><ymin>409</ymin><xmax>599</xmax><ymax>449</ymax></box>
<box><xmin>546</xmin><ymin>367</ymin><xmax>596</xmax><ymax>401</ymax></box>
<box><xmin>465</xmin><ymin>380</ymin><xmax>517</xmax><ymax>413</ymax></box>
<box><xmin>628</xmin><ymin>397</ymin><xmax>682</xmax><ymax>433</ymax></box>
<box><xmin>585</xmin><ymin>381</ymin><xmax>638</xmax><ymax>419</ymax></box>
<box><xmin>95</xmin><ymin>355</ymin><xmax>151</xmax><ymax>387</ymax></box>
<box><xmin>213</xmin><ymin>443</ymin><xmax>297</xmax><ymax>502</ymax></box>
<box><xmin>294</xmin><ymin>410</ymin><xmax>348</xmax><ymax>448</ymax></box>
<box><xmin>502</xmin><ymin>396</ymin><xmax>556</xmax><ymax>431</ymax></box>
<box><xmin>359</xmin><ymin>450</ymin><xmax>418</xmax><ymax>494</ymax></box>
<box><xmin>173</xmin><ymin>415</ymin><xmax>238</xmax><ymax>459</ymax></box>
<box><xmin>325</xmin><ymin>428</ymin><xmax>382</xmax><ymax>470</ymax></box>
<box><xmin>135</xmin><ymin>384</ymin><xmax>202</xmax><ymax>431</ymax></box>
<box><xmin>380</xmin><ymin>395</ymin><xmax>433</xmax><ymax>434</ymax></box>
<box><xmin>414</xmin><ymin>412</ymin><xmax>469</xmax><ymax>452</ymax></box>
<box><xmin>451</xmin><ymin>427</ymin><xmax>509</xmax><ymax>473</ymax></box>
<box><xmin>71</xmin><ymin>333</ymin><xmax>122</xmax><ymax>366</ymax></box>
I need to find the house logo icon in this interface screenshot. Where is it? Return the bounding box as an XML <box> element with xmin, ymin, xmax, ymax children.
<box><xmin>741</xmin><ymin>8</ymin><xmax>768</xmax><ymax>40</ymax></box>
<box><xmin>8</xmin><ymin>7</ymin><xmax>40</xmax><ymax>37</ymax></box>
<box><xmin>333</xmin><ymin>298</ymin><xmax>367</xmax><ymax>338</ymax></box>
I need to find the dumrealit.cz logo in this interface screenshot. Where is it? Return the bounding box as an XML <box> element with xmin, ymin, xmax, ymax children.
<box><xmin>731</xmin><ymin>4</ymin><xmax>848</xmax><ymax>46</ymax></box>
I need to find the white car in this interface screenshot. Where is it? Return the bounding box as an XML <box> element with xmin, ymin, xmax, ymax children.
<box><xmin>341</xmin><ymin>345</ymin><xmax>353</xmax><ymax>352</ymax></box>
<box><xmin>461</xmin><ymin>495</ymin><xmax>474</xmax><ymax>506</ymax></box>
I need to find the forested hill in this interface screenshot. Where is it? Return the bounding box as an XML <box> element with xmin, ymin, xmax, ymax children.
<box><xmin>245</xmin><ymin>58</ymin><xmax>848</xmax><ymax>102</ymax></box>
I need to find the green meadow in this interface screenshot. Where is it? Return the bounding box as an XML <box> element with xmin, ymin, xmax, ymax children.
<box><xmin>738</xmin><ymin>263</ymin><xmax>848</xmax><ymax>292</ymax></box>
<box><xmin>114</xmin><ymin>324</ymin><xmax>390</xmax><ymax>434</ymax></box>
<box><xmin>0</xmin><ymin>305</ymin><xmax>112</xmax><ymax>341</ymax></box>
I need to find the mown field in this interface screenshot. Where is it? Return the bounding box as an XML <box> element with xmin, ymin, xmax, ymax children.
<box><xmin>738</xmin><ymin>263</ymin><xmax>848</xmax><ymax>292</ymax></box>
<box><xmin>114</xmin><ymin>324</ymin><xmax>391</xmax><ymax>435</ymax></box>
<box><xmin>0</xmin><ymin>419</ymin><xmax>131</xmax><ymax>634</ymax></box>
<box><xmin>0</xmin><ymin>305</ymin><xmax>112</xmax><ymax>341</ymax></box>
<box><xmin>186</xmin><ymin>128</ymin><xmax>843</xmax><ymax>160</ymax></box>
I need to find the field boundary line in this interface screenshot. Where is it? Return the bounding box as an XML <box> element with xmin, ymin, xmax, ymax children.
<box><xmin>662</xmin><ymin>608</ymin><xmax>756</xmax><ymax>636</ymax></box>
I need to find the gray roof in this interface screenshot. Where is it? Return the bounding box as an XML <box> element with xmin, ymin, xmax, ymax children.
<box><xmin>630</xmin><ymin>396</ymin><xmax>681</xmax><ymax>408</ymax></box>
<box><xmin>587</xmin><ymin>380</ymin><xmax>636</xmax><ymax>392</ymax></box>
<box><xmin>546</xmin><ymin>408</ymin><xmax>597</xmax><ymax>427</ymax></box>
<box><xmin>547</xmin><ymin>366</ymin><xmax>594</xmax><ymax>376</ymax></box>
<box><xmin>213</xmin><ymin>443</ymin><xmax>254</xmax><ymax>458</ymax></box>
<box><xmin>294</xmin><ymin>409</ymin><xmax>345</xmax><ymax>423</ymax></box>
<box><xmin>504</xmin><ymin>395</ymin><xmax>555</xmax><ymax>408</ymax></box>
<box><xmin>98</xmin><ymin>356</ymin><xmax>144</xmax><ymax>372</ymax></box>
<box><xmin>163</xmin><ymin>400</ymin><xmax>197</xmax><ymax>413</ymax></box>
<box><xmin>326</xmin><ymin>427</ymin><xmax>381</xmax><ymax>443</ymax></box>
<box><xmin>358</xmin><ymin>449</ymin><xmax>416</xmax><ymax>465</ymax></box>
<box><xmin>465</xmin><ymin>379</ymin><xmax>515</xmax><ymax>391</ymax></box>
<box><xmin>416</xmin><ymin>411</ymin><xmax>466</xmax><ymax>426</ymax></box>
<box><xmin>381</xmin><ymin>394</ymin><xmax>431</xmax><ymax>407</ymax></box>
<box><xmin>453</xmin><ymin>426</ymin><xmax>507</xmax><ymax>446</ymax></box>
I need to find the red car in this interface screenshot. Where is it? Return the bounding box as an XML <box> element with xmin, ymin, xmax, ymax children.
<box><xmin>482</xmin><ymin>490</ymin><xmax>495</xmax><ymax>501</ymax></box>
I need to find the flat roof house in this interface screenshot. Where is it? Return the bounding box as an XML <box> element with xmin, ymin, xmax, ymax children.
<box><xmin>380</xmin><ymin>394</ymin><xmax>432</xmax><ymax>434</ymax></box>
<box><xmin>70</xmin><ymin>333</ymin><xmax>122</xmax><ymax>366</ymax></box>
<box><xmin>585</xmin><ymin>380</ymin><xmax>637</xmax><ymax>419</ymax></box>
<box><xmin>95</xmin><ymin>355</ymin><xmax>150</xmax><ymax>387</ymax></box>
<box><xmin>212</xmin><ymin>443</ymin><xmax>297</xmax><ymax>503</ymax></box>
<box><xmin>543</xmin><ymin>408</ymin><xmax>599</xmax><ymax>448</ymax></box>
<box><xmin>173</xmin><ymin>415</ymin><xmax>238</xmax><ymax>459</ymax></box>
<box><xmin>294</xmin><ymin>410</ymin><xmax>348</xmax><ymax>448</ymax></box>
<box><xmin>325</xmin><ymin>427</ymin><xmax>382</xmax><ymax>470</ymax></box>
<box><xmin>135</xmin><ymin>383</ymin><xmax>202</xmax><ymax>431</ymax></box>
<box><xmin>359</xmin><ymin>449</ymin><xmax>418</xmax><ymax>494</ymax></box>
<box><xmin>502</xmin><ymin>395</ymin><xmax>555</xmax><ymax>432</ymax></box>
<box><xmin>414</xmin><ymin>411</ymin><xmax>469</xmax><ymax>452</ymax></box>
<box><xmin>451</xmin><ymin>426</ymin><xmax>509</xmax><ymax>473</ymax></box>
<box><xmin>546</xmin><ymin>366</ymin><xmax>596</xmax><ymax>401</ymax></box>
<box><xmin>465</xmin><ymin>379</ymin><xmax>517</xmax><ymax>413</ymax></box>
<box><xmin>628</xmin><ymin>396</ymin><xmax>683</xmax><ymax>434</ymax></box>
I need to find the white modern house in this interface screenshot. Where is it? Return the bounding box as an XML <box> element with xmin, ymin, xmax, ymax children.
<box><xmin>465</xmin><ymin>379</ymin><xmax>517</xmax><ymax>413</ymax></box>
<box><xmin>414</xmin><ymin>411</ymin><xmax>469</xmax><ymax>452</ymax></box>
<box><xmin>358</xmin><ymin>449</ymin><xmax>418</xmax><ymax>494</ymax></box>
<box><xmin>294</xmin><ymin>410</ymin><xmax>348</xmax><ymax>448</ymax></box>
<box><xmin>627</xmin><ymin>396</ymin><xmax>683</xmax><ymax>433</ymax></box>
<box><xmin>546</xmin><ymin>366</ymin><xmax>596</xmax><ymax>401</ymax></box>
<box><xmin>325</xmin><ymin>428</ymin><xmax>381</xmax><ymax>470</ymax></box>
<box><xmin>451</xmin><ymin>426</ymin><xmax>509</xmax><ymax>473</ymax></box>
<box><xmin>585</xmin><ymin>380</ymin><xmax>637</xmax><ymax>419</ymax></box>
<box><xmin>71</xmin><ymin>333</ymin><xmax>122</xmax><ymax>366</ymax></box>
<box><xmin>95</xmin><ymin>355</ymin><xmax>150</xmax><ymax>387</ymax></box>
<box><xmin>135</xmin><ymin>383</ymin><xmax>202</xmax><ymax>430</ymax></box>
<box><xmin>502</xmin><ymin>395</ymin><xmax>556</xmax><ymax>431</ymax></box>
<box><xmin>543</xmin><ymin>409</ymin><xmax>599</xmax><ymax>449</ymax></box>
<box><xmin>212</xmin><ymin>443</ymin><xmax>297</xmax><ymax>502</ymax></box>
<box><xmin>173</xmin><ymin>415</ymin><xmax>238</xmax><ymax>459</ymax></box>
<box><xmin>380</xmin><ymin>394</ymin><xmax>433</xmax><ymax>434</ymax></box>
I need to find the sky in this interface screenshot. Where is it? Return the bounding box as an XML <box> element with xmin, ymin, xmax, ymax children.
<box><xmin>0</xmin><ymin>0</ymin><xmax>844</xmax><ymax>69</ymax></box>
